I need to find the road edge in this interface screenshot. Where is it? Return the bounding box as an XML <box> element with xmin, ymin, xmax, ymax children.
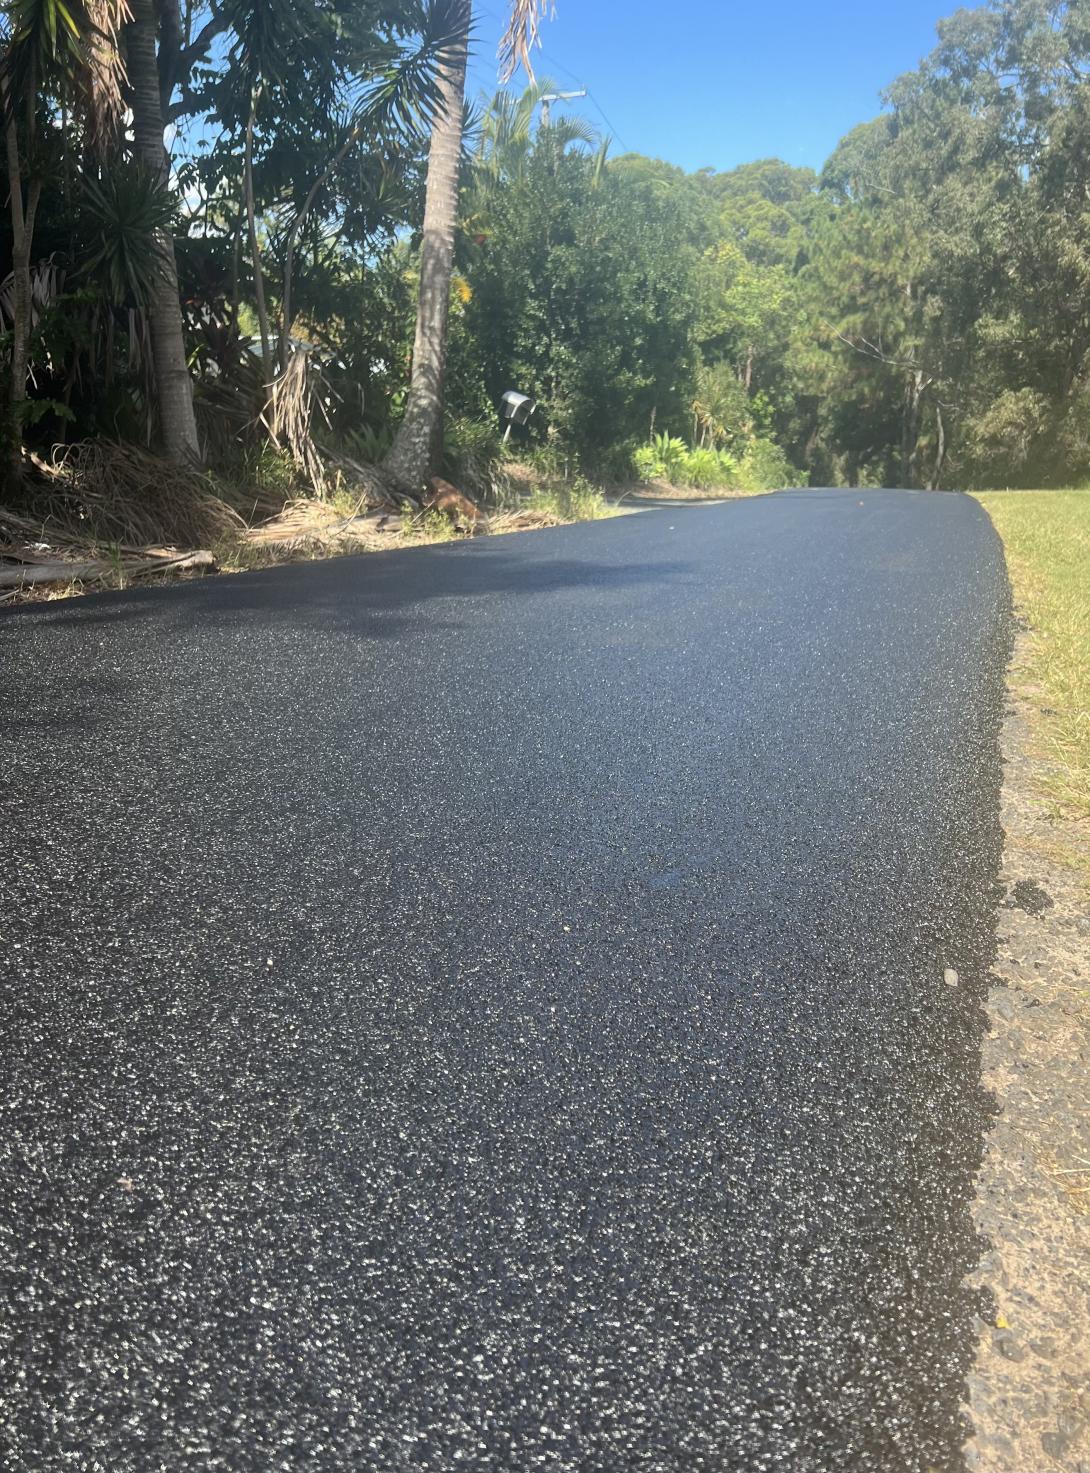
<box><xmin>963</xmin><ymin>629</ymin><xmax>1090</xmax><ymax>1472</ymax></box>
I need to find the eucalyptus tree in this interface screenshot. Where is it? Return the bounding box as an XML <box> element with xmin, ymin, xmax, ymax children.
<box><xmin>794</xmin><ymin>0</ymin><xmax>1085</xmax><ymax>487</ymax></box>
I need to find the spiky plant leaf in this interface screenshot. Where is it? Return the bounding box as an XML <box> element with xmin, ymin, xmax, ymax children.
<box><xmin>80</xmin><ymin>162</ymin><xmax>177</xmax><ymax>307</ymax></box>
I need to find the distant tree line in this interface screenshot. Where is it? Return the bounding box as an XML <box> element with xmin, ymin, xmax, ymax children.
<box><xmin>2</xmin><ymin>0</ymin><xmax>1088</xmax><ymax>506</ymax></box>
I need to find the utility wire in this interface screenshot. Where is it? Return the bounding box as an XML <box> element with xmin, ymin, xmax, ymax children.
<box><xmin>583</xmin><ymin>90</ymin><xmax>629</xmax><ymax>152</ymax></box>
<box><xmin>530</xmin><ymin>43</ymin><xmax>630</xmax><ymax>151</ymax></box>
<box><xmin>470</xmin><ymin>5</ymin><xmax>631</xmax><ymax>152</ymax></box>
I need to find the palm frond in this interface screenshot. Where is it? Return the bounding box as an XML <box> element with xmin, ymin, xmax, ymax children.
<box><xmin>498</xmin><ymin>0</ymin><xmax>554</xmax><ymax>84</ymax></box>
<box><xmin>356</xmin><ymin>0</ymin><xmax>471</xmax><ymax>141</ymax></box>
<box><xmin>225</xmin><ymin>0</ymin><xmax>313</xmax><ymax>89</ymax></box>
<box><xmin>590</xmin><ymin>136</ymin><xmax>611</xmax><ymax>185</ymax></box>
<box><xmin>1</xmin><ymin>0</ymin><xmax>129</xmax><ymax>138</ymax></box>
<box><xmin>550</xmin><ymin>114</ymin><xmax>597</xmax><ymax>151</ymax></box>
<box><xmin>81</xmin><ymin>0</ymin><xmax>130</xmax><ymax>146</ymax></box>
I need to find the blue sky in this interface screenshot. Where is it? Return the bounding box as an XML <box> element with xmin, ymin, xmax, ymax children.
<box><xmin>467</xmin><ymin>0</ymin><xmax>955</xmax><ymax>175</ymax></box>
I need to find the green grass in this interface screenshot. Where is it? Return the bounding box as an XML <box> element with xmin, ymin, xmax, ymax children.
<box><xmin>974</xmin><ymin>489</ymin><xmax>1090</xmax><ymax>820</ymax></box>
<box><xmin>521</xmin><ymin>478</ymin><xmax>611</xmax><ymax>522</ymax></box>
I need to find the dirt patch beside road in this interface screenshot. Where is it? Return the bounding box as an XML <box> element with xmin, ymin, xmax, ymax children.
<box><xmin>609</xmin><ymin>481</ymin><xmax>751</xmax><ymax>504</ymax></box>
<box><xmin>964</xmin><ymin>640</ymin><xmax>1090</xmax><ymax>1472</ymax></box>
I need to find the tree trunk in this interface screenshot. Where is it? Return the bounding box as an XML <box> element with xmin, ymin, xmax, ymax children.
<box><xmin>4</xmin><ymin>123</ymin><xmax>32</xmax><ymax>411</ymax></box>
<box><xmin>126</xmin><ymin>0</ymin><xmax>201</xmax><ymax>464</ymax></box>
<box><xmin>901</xmin><ymin>369</ymin><xmax>924</xmax><ymax>488</ymax></box>
<box><xmin>279</xmin><ymin>122</ymin><xmax>365</xmax><ymax>370</ymax></box>
<box><xmin>929</xmin><ymin>402</ymin><xmax>946</xmax><ymax>491</ymax></box>
<box><xmin>383</xmin><ymin>0</ymin><xmax>470</xmax><ymax>493</ymax></box>
<box><xmin>244</xmin><ymin>96</ymin><xmax>273</xmax><ymax>384</ymax></box>
<box><xmin>230</xmin><ymin>196</ymin><xmax>244</xmax><ymax>327</ymax></box>
<box><xmin>2</xmin><ymin>83</ymin><xmax>41</xmax><ymax>486</ymax></box>
<box><xmin>157</xmin><ymin>0</ymin><xmax>184</xmax><ymax>115</ymax></box>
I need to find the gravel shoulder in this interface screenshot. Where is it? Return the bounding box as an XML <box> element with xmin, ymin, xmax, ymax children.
<box><xmin>965</xmin><ymin>630</ymin><xmax>1090</xmax><ymax>1473</ymax></box>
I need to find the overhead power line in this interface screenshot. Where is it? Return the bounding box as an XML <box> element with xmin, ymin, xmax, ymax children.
<box><xmin>471</xmin><ymin>6</ymin><xmax>630</xmax><ymax>152</ymax></box>
<box><xmin>584</xmin><ymin>90</ymin><xmax>628</xmax><ymax>152</ymax></box>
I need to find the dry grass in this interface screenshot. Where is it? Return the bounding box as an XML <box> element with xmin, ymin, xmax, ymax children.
<box><xmin>2</xmin><ymin>445</ymin><xmax>622</xmax><ymax>604</ymax></box>
<box><xmin>227</xmin><ymin>484</ymin><xmax>616</xmax><ymax>571</ymax></box>
<box><xmin>219</xmin><ymin>498</ymin><xmax>399</xmax><ymax>571</ymax></box>
<box><xmin>29</xmin><ymin>440</ymin><xmax>246</xmax><ymax>548</ymax></box>
<box><xmin>1</xmin><ymin>441</ymin><xmax>246</xmax><ymax>603</ymax></box>
<box><xmin>975</xmin><ymin>489</ymin><xmax>1090</xmax><ymax>823</ymax></box>
<box><xmin>1043</xmin><ymin>1153</ymin><xmax>1090</xmax><ymax>1217</ymax></box>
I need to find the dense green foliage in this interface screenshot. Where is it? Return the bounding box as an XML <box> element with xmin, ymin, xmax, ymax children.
<box><xmin>461</xmin><ymin>140</ymin><xmax>696</xmax><ymax>464</ymax></box>
<box><xmin>5</xmin><ymin>0</ymin><xmax>1090</xmax><ymax>497</ymax></box>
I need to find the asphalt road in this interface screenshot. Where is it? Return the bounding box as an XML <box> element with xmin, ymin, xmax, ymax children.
<box><xmin>1</xmin><ymin>489</ymin><xmax>1010</xmax><ymax>1472</ymax></box>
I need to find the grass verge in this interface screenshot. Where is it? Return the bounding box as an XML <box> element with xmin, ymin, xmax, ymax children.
<box><xmin>974</xmin><ymin>489</ymin><xmax>1090</xmax><ymax>824</ymax></box>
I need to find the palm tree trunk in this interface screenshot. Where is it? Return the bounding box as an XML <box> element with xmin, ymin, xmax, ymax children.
<box><xmin>383</xmin><ymin>0</ymin><xmax>470</xmax><ymax>493</ymax></box>
<box><xmin>126</xmin><ymin>0</ymin><xmax>201</xmax><ymax>463</ymax></box>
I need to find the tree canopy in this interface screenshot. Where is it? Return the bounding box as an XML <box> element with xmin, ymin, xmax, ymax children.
<box><xmin>3</xmin><ymin>0</ymin><xmax>1090</xmax><ymax>503</ymax></box>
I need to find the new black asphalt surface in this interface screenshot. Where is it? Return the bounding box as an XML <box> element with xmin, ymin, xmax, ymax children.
<box><xmin>1</xmin><ymin>489</ymin><xmax>1010</xmax><ymax>1471</ymax></box>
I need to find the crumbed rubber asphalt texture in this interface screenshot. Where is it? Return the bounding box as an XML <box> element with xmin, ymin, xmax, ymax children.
<box><xmin>1</xmin><ymin>489</ymin><xmax>1010</xmax><ymax>1472</ymax></box>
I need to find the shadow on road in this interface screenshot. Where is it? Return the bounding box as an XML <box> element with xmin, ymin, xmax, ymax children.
<box><xmin>2</xmin><ymin>539</ymin><xmax>691</xmax><ymax>641</ymax></box>
<box><xmin>0</xmin><ymin>537</ymin><xmax>692</xmax><ymax>742</ymax></box>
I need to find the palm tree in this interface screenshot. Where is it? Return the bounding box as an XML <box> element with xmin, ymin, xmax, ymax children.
<box><xmin>475</xmin><ymin>78</ymin><xmax>548</xmax><ymax>187</ymax></box>
<box><xmin>125</xmin><ymin>0</ymin><xmax>200</xmax><ymax>462</ymax></box>
<box><xmin>383</xmin><ymin>0</ymin><xmax>553</xmax><ymax>493</ymax></box>
<box><xmin>1</xmin><ymin>0</ymin><xmax>128</xmax><ymax>480</ymax></box>
<box><xmin>382</xmin><ymin>0</ymin><xmax>470</xmax><ymax>492</ymax></box>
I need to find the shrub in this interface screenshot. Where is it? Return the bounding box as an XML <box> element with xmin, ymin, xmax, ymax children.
<box><xmin>341</xmin><ymin>423</ymin><xmax>394</xmax><ymax>463</ymax></box>
<box><xmin>651</xmin><ymin>432</ymin><xmax>689</xmax><ymax>482</ymax></box>
<box><xmin>443</xmin><ymin>415</ymin><xmax>505</xmax><ymax>498</ymax></box>
<box><xmin>590</xmin><ymin>439</ymin><xmax>644</xmax><ymax>483</ymax></box>
<box><xmin>519</xmin><ymin>475</ymin><xmax>607</xmax><ymax>522</ymax></box>
<box><xmin>716</xmin><ymin>450</ymin><xmax>739</xmax><ymax>483</ymax></box>
<box><xmin>632</xmin><ymin>437</ymin><xmax>742</xmax><ymax>489</ymax></box>
<box><xmin>633</xmin><ymin>444</ymin><xmax>660</xmax><ymax>482</ymax></box>
<box><xmin>737</xmin><ymin>437</ymin><xmax>806</xmax><ymax>490</ymax></box>
<box><xmin>682</xmin><ymin>446</ymin><xmax>726</xmax><ymax>488</ymax></box>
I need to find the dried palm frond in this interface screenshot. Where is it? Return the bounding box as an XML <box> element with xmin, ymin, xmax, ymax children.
<box><xmin>29</xmin><ymin>439</ymin><xmax>245</xmax><ymax>548</ymax></box>
<box><xmin>82</xmin><ymin>0</ymin><xmax>130</xmax><ymax>148</ymax></box>
<box><xmin>498</xmin><ymin>0</ymin><xmax>554</xmax><ymax>83</ymax></box>
<box><xmin>0</xmin><ymin>256</ymin><xmax>63</xmax><ymax>333</ymax></box>
<box><xmin>2</xmin><ymin>0</ymin><xmax>130</xmax><ymax>145</ymax></box>
<box><xmin>261</xmin><ymin>349</ymin><xmax>327</xmax><ymax>497</ymax></box>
